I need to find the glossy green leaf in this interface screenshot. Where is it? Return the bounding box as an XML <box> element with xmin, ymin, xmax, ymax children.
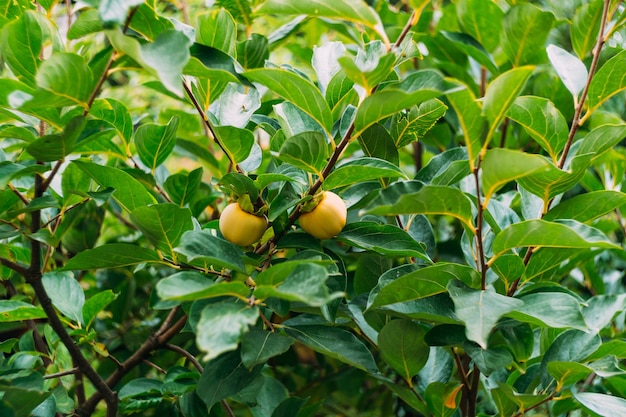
<box><xmin>587</xmin><ymin>50</ymin><xmax>626</xmax><ymax>116</ymax></box>
<box><xmin>89</xmin><ymin>98</ymin><xmax>133</xmax><ymax>147</ymax></box>
<box><xmin>507</xmin><ymin>292</ymin><xmax>587</xmax><ymax>331</ymax></box>
<box><xmin>72</xmin><ymin>160</ymin><xmax>157</xmax><ymax>212</ymax></box>
<box><xmin>67</xmin><ymin>8</ymin><xmax>103</xmax><ymax>40</ymax></box>
<box><xmin>576</xmin><ymin>124</ymin><xmax>626</xmax><ymax>163</ymax></box>
<box><xmin>82</xmin><ymin>290</ymin><xmax>117</xmax><ymax>328</ymax></box>
<box><xmin>324</xmin><ymin>157</ymin><xmax>407</xmax><ymax>190</ymax></box>
<box><xmin>507</xmin><ymin>96</ymin><xmax>568</xmax><ymax>161</ymax></box>
<box><xmin>446</xmin><ymin>85</ymin><xmax>484</xmax><ymax>170</ymax></box>
<box><xmin>338</xmin><ymin>222</ymin><xmax>431</xmax><ymax>262</ymax></box>
<box><xmin>156</xmin><ymin>272</ymin><xmax>250</xmax><ymax>302</ymax></box>
<box><xmin>391</xmin><ymin>99</ymin><xmax>448</xmax><ymax>148</ymax></box>
<box><xmin>278</xmin><ymin>131</ymin><xmax>328</xmax><ymax>175</ymax></box>
<box><xmin>196</xmin><ymin>301</ymin><xmax>258</xmax><ymax>361</ymax></box>
<box><xmin>365</xmin><ymin>184</ymin><xmax>475</xmax><ymax>231</ymax></box>
<box><xmin>440</xmin><ymin>31</ymin><xmax>498</xmax><ymax>75</ymax></box>
<box><xmin>359</xmin><ymin>124</ymin><xmax>399</xmax><ymax>166</ymax></box>
<box><xmin>62</xmin><ymin>243</ymin><xmax>166</xmax><ymax>270</ymax></box>
<box><xmin>130</xmin><ymin>204</ymin><xmax>193</xmax><ymax>260</ymax></box>
<box><xmin>575</xmin><ymin>392</ymin><xmax>626</xmax><ymax>417</ymax></box>
<box><xmin>283</xmin><ymin>324</ymin><xmax>378</xmax><ymax>373</ymax></box>
<box><xmin>465</xmin><ymin>344</ymin><xmax>513</xmax><ymax>376</ymax></box>
<box><xmin>354</xmin><ymin>70</ymin><xmax>444</xmax><ymax>137</ymax></box>
<box><xmin>379</xmin><ymin>319</ymin><xmax>429</xmax><ymax>381</ymax></box>
<box><xmin>98</xmin><ymin>0</ymin><xmax>144</xmax><ymax>26</ymax></box>
<box><xmin>26</xmin><ymin>116</ymin><xmax>86</xmax><ymax>162</ymax></box>
<box><xmin>540</xmin><ymin>330</ymin><xmax>601</xmax><ymax>387</ymax></box>
<box><xmin>0</xmin><ymin>11</ymin><xmax>41</xmax><ymax>87</ymax></box>
<box><xmin>483</xmin><ymin>66</ymin><xmax>534</xmax><ymax>144</ymax></box>
<box><xmin>196</xmin><ymin>8</ymin><xmax>236</xmax><ymax>55</ymax></box>
<box><xmin>29</xmin><ymin>52</ymin><xmax>93</xmax><ymax>109</ymax></box>
<box><xmin>369</xmin><ymin>263</ymin><xmax>480</xmax><ymax>310</ymax></box>
<box><xmin>448</xmin><ymin>280</ymin><xmax>524</xmax><ymax>348</ymax></box>
<box><xmin>456</xmin><ymin>0</ymin><xmax>503</xmax><ymax>52</ymax></box>
<box><xmin>501</xmin><ymin>3</ymin><xmax>554</xmax><ymax>66</ymax></box>
<box><xmin>338</xmin><ymin>42</ymin><xmax>396</xmax><ymax>91</ymax></box>
<box><xmin>241</xmin><ymin>327</ymin><xmax>294</xmax><ymax>368</ymax></box>
<box><xmin>237</xmin><ymin>33</ymin><xmax>269</xmax><ymax>69</ymax></box>
<box><xmin>492</xmin><ymin>219</ymin><xmax>620</xmax><ymax>258</ymax></box>
<box><xmin>135</xmin><ymin>116</ymin><xmax>179</xmax><ymax>172</ymax></box>
<box><xmin>163</xmin><ymin>167</ymin><xmax>203</xmax><ymax>206</ymax></box>
<box><xmin>544</xmin><ymin>191</ymin><xmax>626</xmax><ymax>222</ymax></box>
<box><xmin>254</xmin><ymin>264</ymin><xmax>342</xmax><ymax>307</ymax></box>
<box><xmin>583</xmin><ymin>294</ymin><xmax>626</xmax><ymax>333</ymax></box>
<box><xmin>547</xmin><ymin>44</ymin><xmax>588</xmax><ymax>97</ymax></box>
<box><xmin>244</xmin><ymin>68</ymin><xmax>332</xmax><ymax>135</ymax></box>
<box><xmin>213</xmin><ymin>125</ymin><xmax>255</xmax><ymax>165</ymax></box>
<box><xmin>106</xmin><ymin>28</ymin><xmax>192</xmax><ymax>96</ymax></box>
<box><xmin>42</xmin><ymin>271</ymin><xmax>85</xmax><ymax>324</ymax></box>
<box><xmin>571</xmin><ymin>0</ymin><xmax>604</xmax><ymax>59</ymax></box>
<box><xmin>175</xmin><ymin>230</ymin><xmax>246</xmax><ymax>273</ymax></box>
<box><xmin>197</xmin><ymin>350</ymin><xmax>263</xmax><ymax>410</ymax></box>
<box><xmin>481</xmin><ymin>148</ymin><xmax>550</xmax><ymax>204</ymax></box>
<box><xmin>258</xmin><ymin>0</ymin><xmax>386</xmax><ymax>42</ymax></box>
<box><xmin>0</xmin><ymin>300</ymin><xmax>46</xmax><ymax>322</ymax></box>
<box><xmin>548</xmin><ymin>361</ymin><xmax>593</xmax><ymax>389</ymax></box>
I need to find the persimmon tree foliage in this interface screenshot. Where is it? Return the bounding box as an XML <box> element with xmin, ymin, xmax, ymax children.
<box><xmin>2</xmin><ymin>0</ymin><xmax>626</xmax><ymax>416</ymax></box>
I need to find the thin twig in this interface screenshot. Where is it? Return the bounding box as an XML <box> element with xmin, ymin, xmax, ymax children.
<box><xmin>40</xmin><ymin>160</ymin><xmax>63</xmax><ymax>193</ymax></box>
<box><xmin>221</xmin><ymin>400</ymin><xmax>236</xmax><ymax>417</ymax></box>
<box><xmin>165</xmin><ymin>343</ymin><xmax>203</xmax><ymax>372</ymax></box>
<box><xmin>8</xmin><ymin>183</ymin><xmax>29</xmax><ymax>205</ymax></box>
<box><xmin>44</xmin><ymin>367</ymin><xmax>80</xmax><ymax>379</ymax></box>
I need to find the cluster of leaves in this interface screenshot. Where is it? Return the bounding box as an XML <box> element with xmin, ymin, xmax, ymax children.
<box><xmin>1</xmin><ymin>0</ymin><xmax>626</xmax><ymax>416</ymax></box>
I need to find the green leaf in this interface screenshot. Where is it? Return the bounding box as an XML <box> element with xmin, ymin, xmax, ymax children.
<box><xmin>324</xmin><ymin>157</ymin><xmax>407</xmax><ymax>190</ymax></box>
<box><xmin>359</xmin><ymin>124</ymin><xmax>399</xmax><ymax>166</ymax></box>
<box><xmin>106</xmin><ymin>28</ymin><xmax>192</xmax><ymax>96</ymax></box>
<box><xmin>244</xmin><ymin>68</ymin><xmax>333</xmax><ymax>135</ymax></box>
<box><xmin>548</xmin><ymin>361</ymin><xmax>593</xmax><ymax>389</ymax></box>
<box><xmin>576</xmin><ymin>124</ymin><xmax>626</xmax><ymax>164</ymax></box>
<box><xmin>278</xmin><ymin>131</ymin><xmax>328</xmax><ymax>176</ymax></box>
<box><xmin>448</xmin><ymin>280</ymin><xmax>524</xmax><ymax>349</ymax></box>
<box><xmin>587</xmin><ymin>50</ymin><xmax>626</xmax><ymax>116</ymax></box>
<box><xmin>391</xmin><ymin>99</ymin><xmax>448</xmax><ymax>148</ymax></box>
<box><xmin>130</xmin><ymin>204</ymin><xmax>193</xmax><ymax>261</ymax></box>
<box><xmin>354</xmin><ymin>70</ymin><xmax>444</xmax><ymax>137</ymax></box>
<box><xmin>26</xmin><ymin>116</ymin><xmax>87</xmax><ymax>162</ymax></box>
<box><xmin>62</xmin><ymin>243</ymin><xmax>165</xmax><ymax>270</ymax></box>
<box><xmin>98</xmin><ymin>0</ymin><xmax>144</xmax><ymax>26</ymax></box>
<box><xmin>196</xmin><ymin>301</ymin><xmax>258</xmax><ymax>361</ymax></box>
<box><xmin>482</xmin><ymin>66</ymin><xmax>534</xmax><ymax>144</ymax></box>
<box><xmin>255</xmin><ymin>264</ymin><xmax>343</xmax><ymax>307</ymax></box>
<box><xmin>156</xmin><ymin>272</ymin><xmax>250</xmax><ymax>302</ymax></box>
<box><xmin>82</xmin><ymin>290</ymin><xmax>117</xmax><ymax>328</ymax></box>
<box><xmin>544</xmin><ymin>191</ymin><xmax>626</xmax><ymax>222</ymax></box>
<box><xmin>365</xmin><ymin>184</ymin><xmax>476</xmax><ymax>231</ymax></box>
<box><xmin>507</xmin><ymin>292</ymin><xmax>587</xmax><ymax>331</ymax></box>
<box><xmin>0</xmin><ymin>300</ymin><xmax>46</xmax><ymax>322</ymax></box>
<box><xmin>338</xmin><ymin>222</ymin><xmax>431</xmax><ymax>262</ymax></box>
<box><xmin>175</xmin><ymin>230</ymin><xmax>246</xmax><ymax>273</ymax></box>
<box><xmin>492</xmin><ymin>219</ymin><xmax>620</xmax><ymax>258</ymax></box>
<box><xmin>196</xmin><ymin>350</ymin><xmax>263</xmax><ymax>410</ymax></box>
<box><xmin>456</xmin><ymin>0</ymin><xmax>503</xmax><ymax>52</ymax></box>
<box><xmin>507</xmin><ymin>96</ymin><xmax>568</xmax><ymax>162</ymax></box>
<box><xmin>283</xmin><ymin>324</ymin><xmax>379</xmax><ymax>373</ymax></box>
<box><xmin>571</xmin><ymin>0</ymin><xmax>604</xmax><ymax>59</ymax></box>
<box><xmin>369</xmin><ymin>263</ymin><xmax>480</xmax><ymax>309</ymax></box>
<box><xmin>72</xmin><ymin>160</ymin><xmax>157</xmax><ymax>212</ymax></box>
<box><xmin>213</xmin><ymin>125</ymin><xmax>255</xmax><ymax>165</ymax></box>
<box><xmin>196</xmin><ymin>8</ymin><xmax>236</xmax><ymax>55</ymax></box>
<box><xmin>547</xmin><ymin>44</ymin><xmax>588</xmax><ymax>97</ymax></box>
<box><xmin>378</xmin><ymin>319</ymin><xmax>429</xmax><ymax>380</ymax></box>
<box><xmin>89</xmin><ymin>98</ymin><xmax>134</xmax><ymax>147</ymax></box>
<box><xmin>241</xmin><ymin>327</ymin><xmax>294</xmax><ymax>368</ymax></box>
<box><xmin>501</xmin><ymin>3</ymin><xmax>554</xmax><ymax>66</ymax></box>
<box><xmin>575</xmin><ymin>392</ymin><xmax>626</xmax><ymax>417</ymax></box>
<box><xmin>583</xmin><ymin>294</ymin><xmax>626</xmax><ymax>333</ymax></box>
<box><xmin>258</xmin><ymin>0</ymin><xmax>386</xmax><ymax>42</ymax></box>
<box><xmin>481</xmin><ymin>148</ymin><xmax>551</xmax><ymax>204</ymax></box>
<box><xmin>541</xmin><ymin>330</ymin><xmax>601</xmax><ymax>387</ymax></box>
<box><xmin>446</xmin><ymin>84</ymin><xmax>484</xmax><ymax>170</ymax></box>
<box><xmin>163</xmin><ymin>167</ymin><xmax>203</xmax><ymax>206</ymax></box>
<box><xmin>68</xmin><ymin>8</ymin><xmax>103</xmax><ymax>40</ymax></box>
<box><xmin>440</xmin><ymin>31</ymin><xmax>498</xmax><ymax>75</ymax></box>
<box><xmin>29</xmin><ymin>52</ymin><xmax>93</xmax><ymax>109</ymax></box>
<box><xmin>0</xmin><ymin>11</ymin><xmax>41</xmax><ymax>87</ymax></box>
<box><xmin>135</xmin><ymin>116</ymin><xmax>179</xmax><ymax>173</ymax></box>
<box><xmin>42</xmin><ymin>271</ymin><xmax>85</xmax><ymax>324</ymax></box>
<box><xmin>338</xmin><ymin>41</ymin><xmax>396</xmax><ymax>91</ymax></box>
<box><xmin>237</xmin><ymin>33</ymin><xmax>269</xmax><ymax>69</ymax></box>
<box><xmin>465</xmin><ymin>344</ymin><xmax>513</xmax><ymax>376</ymax></box>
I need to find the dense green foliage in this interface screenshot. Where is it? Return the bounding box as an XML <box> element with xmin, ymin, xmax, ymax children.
<box><xmin>1</xmin><ymin>0</ymin><xmax>626</xmax><ymax>416</ymax></box>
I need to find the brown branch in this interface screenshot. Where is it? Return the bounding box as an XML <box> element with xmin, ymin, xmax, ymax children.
<box><xmin>0</xmin><ymin>256</ymin><xmax>30</xmax><ymax>277</ymax></box>
<box><xmin>557</xmin><ymin>0</ymin><xmax>611</xmax><ymax>169</ymax></box>
<box><xmin>44</xmin><ymin>367</ymin><xmax>80</xmax><ymax>379</ymax></box>
<box><xmin>165</xmin><ymin>343</ymin><xmax>203</xmax><ymax>373</ymax></box>
<box><xmin>77</xmin><ymin>312</ymin><xmax>187</xmax><ymax>416</ymax></box>
<box><xmin>474</xmin><ymin>165</ymin><xmax>487</xmax><ymax>290</ymax></box>
<box><xmin>8</xmin><ymin>183</ymin><xmax>29</xmax><ymax>205</ymax></box>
